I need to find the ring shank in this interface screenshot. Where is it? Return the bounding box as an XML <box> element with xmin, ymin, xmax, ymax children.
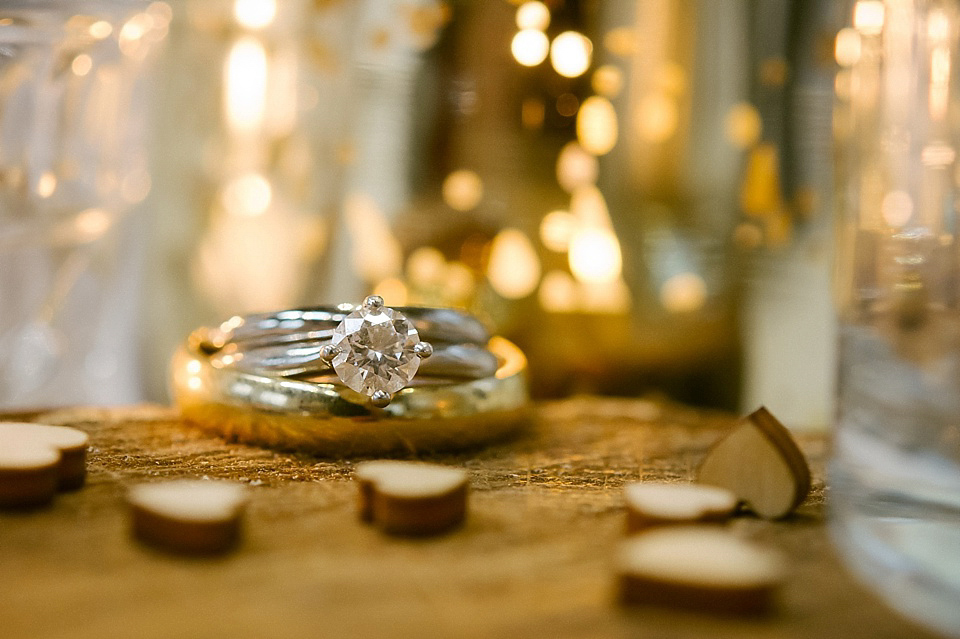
<box><xmin>172</xmin><ymin>335</ymin><xmax>530</xmax><ymax>455</ymax></box>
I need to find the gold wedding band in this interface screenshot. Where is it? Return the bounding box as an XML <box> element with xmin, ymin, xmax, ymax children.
<box><xmin>171</xmin><ymin>331</ymin><xmax>531</xmax><ymax>456</ymax></box>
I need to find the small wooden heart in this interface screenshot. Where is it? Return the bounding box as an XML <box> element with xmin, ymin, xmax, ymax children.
<box><xmin>697</xmin><ymin>406</ymin><xmax>811</xmax><ymax>519</ymax></box>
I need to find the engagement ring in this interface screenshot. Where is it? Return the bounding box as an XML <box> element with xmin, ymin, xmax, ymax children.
<box><xmin>172</xmin><ymin>299</ymin><xmax>530</xmax><ymax>455</ymax></box>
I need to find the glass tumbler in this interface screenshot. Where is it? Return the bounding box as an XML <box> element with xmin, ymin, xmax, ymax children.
<box><xmin>832</xmin><ymin>1</ymin><xmax>960</xmax><ymax>635</ymax></box>
<box><xmin>0</xmin><ymin>1</ymin><xmax>167</xmax><ymax>408</ymax></box>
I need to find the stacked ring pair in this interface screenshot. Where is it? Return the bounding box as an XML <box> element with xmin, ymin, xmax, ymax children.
<box><xmin>172</xmin><ymin>297</ymin><xmax>530</xmax><ymax>455</ymax></box>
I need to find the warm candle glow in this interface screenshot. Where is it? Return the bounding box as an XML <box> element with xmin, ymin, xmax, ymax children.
<box><xmin>834</xmin><ymin>28</ymin><xmax>862</xmax><ymax>67</ymax></box>
<box><xmin>442</xmin><ymin>170</ymin><xmax>484</xmax><ymax>211</ymax></box>
<box><xmin>512</xmin><ymin>29</ymin><xmax>550</xmax><ymax>67</ymax></box>
<box><xmin>635</xmin><ymin>93</ymin><xmax>678</xmax><ymax>143</ymax></box>
<box><xmin>660</xmin><ymin>272</ymin><xmax>707</xmax><ymax>313</ymax></box>
<box><xmin>550</xmin><ymin>31</ymin><xmax>592</xmax><ymax>78</ymax></box>
<box><xmin>853</xmin><ymin>1</ymin><xmax>885</xmax><ymax>35</ymax></box>
<box><xmin>221</xmin><ymin>173</ymin><xmax>272</xmax><ymax>217</ymax></box>
<box><xmin>487</xmin><ymin>229</ymin><xmax>541</xmax><ymax>299</ymax></box>
<box><xmin>592</xmin><ymin>65</ymin><xmax>623</xmax><ymax>98</ymax></box>
<box><xmin>577</xmin><ymin>96</ymin><xmax>618</xmax><ymax>155</ymax></box>
<box><xmin>234</xmin><ymin>0</ymin><xmax>277</xmax><ymax>30</ymax></box>
<box><xmin>515</xmin><ymin>1</ymin><xmax>550</xmax><ymax>31</ymax></box>
<box><xmin>569</xmin><ymin>227</ymin><xmax>622</xmax><ymax>284</ymax></box>
<box><xmin>539</xmin><ymin>210</ymin><xmax>575</xmax><ymax>252</ymax></box>
<box><xmin>556</xmin><ymin>142</ymin><xmax>598</xmax><ymax>193</ymax></box>
<box><xmin>225</xmin><ymin>37</ymin><xmax>268</xmax><ymax>134</ymax></box>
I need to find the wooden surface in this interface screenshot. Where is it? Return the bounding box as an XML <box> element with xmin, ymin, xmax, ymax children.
<box><xmin>0</xmin><ymin>398</ymin><xmax>937</xmax><ymax>639</ymax></box>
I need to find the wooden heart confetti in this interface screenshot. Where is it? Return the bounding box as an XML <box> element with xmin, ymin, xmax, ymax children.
<box><xmin>355</xmin><ymin>461</ymin><xmax>468</xmax><ymax>536</ymax></box>
<box><xmin>624</xmin><ymin>482</ymin><xmax>737</xmax><ymax>533</ymax></box>
<box><xmin>697</xmin><ymin>406</ymin><xmax>811</xmax><ymax>519</ymax></box>
<box><xmin>127</xmin><ymin>480</ymin><xmax>248</xmax><ymax>554</ymax></box>
<box><xmin>0</xmin><ymin>422</ymin><xmax>89</xmax><ymax>502</ymax></box>
<box><xmin>616</xmin><ymin>527</ymin><xmax>786</xmax><ymax>615</ymax></box>
<box><xmin>0</xmin><ymin>442</ymin><xmax>60</xmax><ymax>508</ymax></box>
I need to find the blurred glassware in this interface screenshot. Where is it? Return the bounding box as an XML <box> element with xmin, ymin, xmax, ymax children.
<box><xmin>148</xmin><ymin>0</ymin><xmax>834</xmax><ymax>410</ymax></box>
<box><xmin>0</xmin><ymin>0</ymin><xmax>168</xmax><ymax>409</ymax></box>
<box><xmin>832</xmin><ymin>0</ymin><xmax>960</xmax><ymax>635</ymax></box>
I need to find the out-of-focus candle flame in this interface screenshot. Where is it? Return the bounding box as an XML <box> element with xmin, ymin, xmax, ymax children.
<box><xmin>635</xmin><ymin>93</ymin><xmax>678</xmax><ymax>143</ymax></box>
<box><xmin>660</xmin><ymin>272</ymin><xmax>707</xmax><ymax>313</ymax></box>
<box><xmin>539</xmin><ymin>210</ymin><xmax>575</xmax><ymax>252</ymax></box>
<box><xmin>406</xmin><ymin>246</ymin><xmax>447</xmax><ymax>286</ymax></box>
<box><xmin>234</xmin><ymin>0</ymin><xmax>276</xmax><ymax>29</ymax></box>
<box><xmin>89</xmin><ymin>20</ymin><xmax>112</xmax><ymax>39</ymax></box>
<box><xmin>556</xmin><ymin>141</ymin><xmax>598</xmax><ymax>192</ymax></box>
<box><xmin>442</xmin><ymin>170</ymin><xmax>484</xmax><ymax>211</ymax></box>
<box><xmin>487</xmin><ymin>228</ymin><xmax>541</xmax><ymax>299</ymax></box>
<box><xmin>222</xmin><ymin>172</ymin><xmax>272</xmax><ymax>217</ymax></box>
<box><xmin>37</xmin><ymin>172</ymin><xmax>56</xmax><ymax>198</ymax></box>
<box><xmin>372</xmin><ymin>278</ymin><xmax>409</xmax><ymax>306</ymax></box>
<box><xmin>512</xmin><ymin>29</ymin><xmax>549</xmax><ymax>67</ymax></box>
<box><xmin>592</xmin><ymin>65</ymin><xmax>623</xmax><ymax>98</ymax></box>
<box><xmin>538</xmin><ymin>270</ymin><xmax>577</xmax><ymax>312</ymax></box>
<box><xmin>568</xmin><ymin>227</ymin><xmax>622</xmax><ymax>284</ymax></box>
<box><xmin>577</xmin><ymin>96</ymin><xmax>618</xmax><ymax>156</ymax></box>
<box><xmin>71</xmin><ymin>54</ymin><xmax>93</xmax><ymax>77</ymax></box>
<box><xmin>881</xmin><ymin>190</ymin><xmax>913</xmax><ymax>227</ymax></box>
<box><xmin>225</xmin><ymin>36</ymin><xmax>268</xmax><ymax>134</ymax></box>
<box><xmin>834</xmin><ymin>28</ymin><xmax>862</xmax><ymax>67</ymax></box>
<box><xmin>854</xmin><ymin>1</ymin><xmax>885</xmax><ymax>35</ymax></box>
<box><xmin>725</xmin><ymin>102</ymin><xmax>762</xmax><ymax>149</ymax></box>
<box><xmin>515</xmin><ymin>1</ymin><xmax>550</xmax><ymax>31</ymax></box>
<box><xmin>551</xmin><ymin>31</ymin><xmax>592</xmax><ymax>78</ymax></box>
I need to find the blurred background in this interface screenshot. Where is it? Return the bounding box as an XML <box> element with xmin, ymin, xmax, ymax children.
<box><xmin>0</xmin><ymin>0</ymin><xmax>848</xmax><ymax>429</ymax></box>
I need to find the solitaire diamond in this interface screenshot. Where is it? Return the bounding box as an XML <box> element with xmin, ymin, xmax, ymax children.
<box><xmin>330</xmin><ymin>302</ymin><xmax>422</xmax><ymax>398</ymax></box>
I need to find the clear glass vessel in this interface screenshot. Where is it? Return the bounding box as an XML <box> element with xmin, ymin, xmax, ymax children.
<box><xmin>832</xmin><ymin>1</ymin><xmax>960</xmax><ymax>635</ymax></box>
<box><xmin>0</xmin><ymin>1</ymin><xmax>168</xmax><ymax>408</ymax></box>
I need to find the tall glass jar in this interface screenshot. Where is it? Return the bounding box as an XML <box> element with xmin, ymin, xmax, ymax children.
<box><xmin>832</xmin><ymin>1</ymin><xmax>960</xmax><ymax>635</ymax></box>
<box><xmin>0</xmin><ymin>1</ymin><xmax>168</xmax><ymax>408</ymax></box>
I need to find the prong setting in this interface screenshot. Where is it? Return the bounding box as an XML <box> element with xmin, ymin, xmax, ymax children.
<box><xmin>362</xmin><ymin>295</ymin><xmax>384</xmax><ymax>312</ymax></box>
<box><xmin>414</xmin><ymin>341</ymin><xmax>433</xmax><ymax>359</ymax></box>
<box><xmin>370</xmin><ymin>390</ymin><xmax>392</xmax><ymax>407</ymax></box>
<box><xmin>320</xmin><ymin>344</ymin><xmax>340</xmax><ymax>363</ymax></box>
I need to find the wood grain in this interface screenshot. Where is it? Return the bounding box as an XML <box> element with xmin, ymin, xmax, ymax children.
<box><xmin>0</xmin><ymin>398</ymin><xmax>936</xmax><ymax>639</ymax></box>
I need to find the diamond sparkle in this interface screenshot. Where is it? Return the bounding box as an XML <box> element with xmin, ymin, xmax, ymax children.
<box><xmin>330</xmin><ymin>305</ymin><xmax>421</xmax><ymax>397</ymax></box>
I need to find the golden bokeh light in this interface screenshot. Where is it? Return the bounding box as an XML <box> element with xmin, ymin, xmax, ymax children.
<box><xmin>604</xmin><ymin>27</ymin><xmax>637</xmax><ymax>57</ymax></box>
<box><xmin>834</xmin><ymin>27</ymin><xmax>862</xmax><ymax>67</ymax></box>
<box><xmin>853</xmin><ymin>0</ymin><xmax>885</xmax><ymax>35</ymax></box>
<box><xmin>443</xmin><ymin>261</ymin><xmax>475</xmax><ymax>300</ymax></box>
<box><xmin>538</xmin><ymin>270</ymin><xmax>577</xmax><ymax>313</ymax></box>
<box><xmin>234</xmin><ymin>0</ymin><xmax>276</xmax><ymax>29</ymax></box>
<box><xmin>442</xmin><ymin>169</ymin><xmax>484</xmax><ymax>211</ymax></box>
<box><xmin>556</xmin><ymin>141</ymin><xmax>598</xmax><ymax>193</ymax></box>
<box><xmin>225</xmin><ymin>36</ymin><xmax>268</xmax><ymax>134</ymax></box>
<box><xmin>71</xmin><ymin>54</ymin><xmax>93</xmax><ymax>76</ymax></box>
<box><xmin>221</xmin><ymin>172</ymin><xmax>272</xmax><ymax>217</ymax></box>
<box><xmin>511</xmin><ymin>29</ymin><xmax>550</xmax><ymax>67</ymax></box>
<box><xmin>577</xmin><ymin>96</ymin><xmax>618</xmax><ymax>156</ymax></box>
<box><xmin>660</xmin><ymin>272</ymin><xmax>707</xmax><ymax>313</ymax></box>
<box><xmin>406</xmin><ymin>246</ymin><xmax>447</xmax><ymax>286</ymax></box>
<box><xmin>344</xmin><ymin>192</ymin><xmax>402</xmax><ymax>283</ymax></box>
<box><xmin>733</xmin><ymin>222</ymin><xmax>764</xmax><ymax>250</ymax></box>
<box><xmin>569</xmin><ymin>227</ymin><xmax>622</xmax><ymax>284</ymax></box>
<box><xmin>515</xmin><ymin>1</ymin><xmax>550</xmax><ymax>31</ymax></box>
<box><xmin>487</xmin><ymin>228</ymin><xmax>541</xmax><ymax>299</ymax></box>
<box><xmin>539</xmin><ymin>210</ymin><xmax>576</xmax><ymax>252</ymax></box>
<box><xmin>36</xmin><ymin>172</ymin><xmax>57</xmax><ymax>198</ymax></box>
<box><xmin>592</xmin><ymin>65</ymin><xmax>623</xmax><ymax>97</ymax></box>
<box><xmin>635</xmin><ymin>93</ymin><xmax>678</xmax><ymax>143</ymax></box>
<box><xmin>521</xmin><ymin>97</ymin><xmax>546</xmax><ymax>129</ymax></box>
<box><xmin>881</xmin><ymin>190</ymin><xmax>913</xmax><ymax>227</ymax></box>
<box><xmin>581</xmin><ymin>278</ymin><xmax>631</xmax><ymax>314</ymax></box>
<box><xmin>372</xmin><ymin>278</ymin><xmax>409</xmax><ymax>306</ymax></box>
<box><xmin>570</xmin><ymin>185</ymin><xmax>610</xmax><ymax>227</ymax></box>
<box><xmin>725</xmin><ymin>102</ymin><xmax>763</xmax><ymax>149</ymax></box>
<box><xmin>89</xmin><ymin>20</ymin><xmax>112</xmax><ymax>39</ymax></box>
<box><xmin>550</xmin><ymin>31</ymin><xmax>592</xmax><ymax>78</ymax></box>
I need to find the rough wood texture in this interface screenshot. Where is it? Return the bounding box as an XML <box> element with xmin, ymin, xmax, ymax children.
<box><xmin>0</xmin><ymin>399</ymin><xmax>936</xmax><ymax>639</ymax></box>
